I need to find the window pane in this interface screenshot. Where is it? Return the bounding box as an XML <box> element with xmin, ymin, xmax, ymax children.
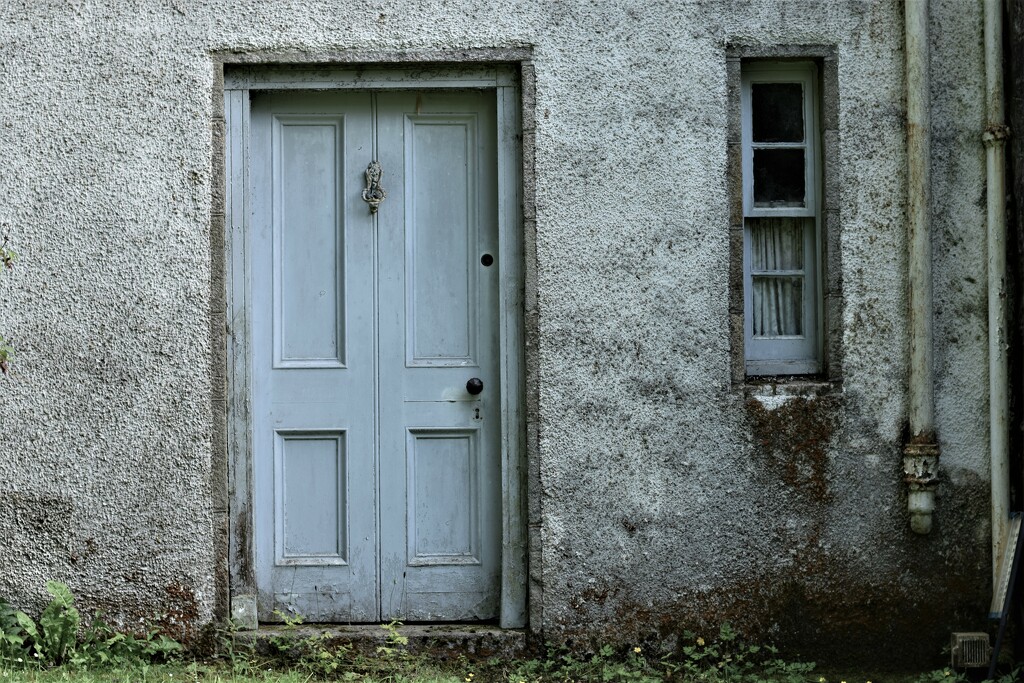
<box><xmin>752</xmin><ymin>276</ymin><xmax>803</xmax><ymax>337</ymax></box>
<box><xmin>749</xmin><ymin>217</ymin><xmax>807</xmax><ymax>271</ymax></box>
<box><xmin>751</xmin><ymin>83</ymin><xmax>804</xmax><ymax>142</ymax></box>
<box><xmin>753</xmin><ymin>148</ymin><xmax>805</xmax><ymax>207</ymax></box>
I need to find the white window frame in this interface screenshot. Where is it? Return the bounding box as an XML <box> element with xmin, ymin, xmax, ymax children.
<box><xmin>741</xmin><ymin>61</ymin><xmax>822</xmax><ymax>376</ymax></box>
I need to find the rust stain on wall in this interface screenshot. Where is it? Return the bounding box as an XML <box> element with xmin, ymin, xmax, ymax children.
<box><xmin>745</xmin><ymin>396</ymin><xmax>836</xmax><ymax>503</ymax></box>
<box><xmin>158</xmin><ymin>582</ymin><xmax>200</xmax><ymax>644</ymax></box>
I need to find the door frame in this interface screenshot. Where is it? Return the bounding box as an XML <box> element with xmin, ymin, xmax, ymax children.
<box><xmin>220</xmin><ymin>63</ymin><xmax>527</xmax><ymax>628</ymax></box>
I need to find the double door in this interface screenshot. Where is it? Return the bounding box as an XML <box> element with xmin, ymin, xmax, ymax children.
<box><xmin>250</xmin><ymin>90</ymin><xmax>500</xmax><ymax>621</ymax></box>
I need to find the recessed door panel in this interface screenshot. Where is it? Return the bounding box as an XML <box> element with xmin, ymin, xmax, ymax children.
<box><xmin>276</xmin><ymin>431</ymin><xmax>347</xmax><ymax>562</ymax></box>
<box><xmin>274</xmin><ymin>117</ymin><xmax>346</xmax><ymax>367</ymax></box>
<box><xmin>406</xmin><ymin>116</ymin><xmax>478</xmax><ymax>366</ymax></box>
<box><xmin>407</xmin><ymin>429</ymin><xmax>479</xmax><ymax>565</ymax></box>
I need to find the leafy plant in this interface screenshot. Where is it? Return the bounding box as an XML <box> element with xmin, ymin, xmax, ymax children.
<box><xmin>912</xmin><ymin>667</ymin><xmax>1022</xmax><ymax>683</ymax></box>
<box><xmin>675</xmin><ymin>624</ymin><xmax>816</xmax><ymax>683</ymax></box>
<box><xmin>509</xmin><ymin>642</ymin><xmax>663</xmax><ymax>683</ymax></box>
<box><xmin>0</xmin><ymin>599</ymin><xmax>30</xmax><ymax>664</ymax></box>
<box><xmin>915</xmin><ymin>669</ymin><xmax>967</xmax><ymax>683</ymax></box>
<box><xmin>211</xmin><ymin>616</ymin><xmax>260</xmax><ymax>677</ymax></box>
<box><xmin>2</xmin><ymin>580</ymin><xmax>82</xmax><ymax>666</ymax></box>
<box><xmin>507</xmin><ymin>624</ymin><xmax>818</xmax><ymax>683</ymax></box>
<box><xmin>0</xmin><ymin>581</ymin><xmax>181</xmax><ymax>670</ymax></box>
<box><xmin>376</xmin><ymin>620</ymin><xmax>409</xmax><ymax>659</ymax></box>
<box><xmin>264</xmin><ymin>609</ymin><xmax>355</xmax><ymax>678</ymax></box>
<box><xmin>37</xmin><ymin>581</ymin><xmax>80</xmax><ymax>664</ymax></box>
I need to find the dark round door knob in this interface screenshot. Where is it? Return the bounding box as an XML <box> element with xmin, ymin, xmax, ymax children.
<box><xmin>466</xmin><ymin>378</ymin><xmax>484</xmax><ymax>395</ymax></box>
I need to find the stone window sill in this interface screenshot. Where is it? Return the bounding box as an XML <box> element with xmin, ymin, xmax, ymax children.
<box><xmin>740</xmin><ymin>377</ymin><xmax>841</xmax><ymax>400</ymax></box>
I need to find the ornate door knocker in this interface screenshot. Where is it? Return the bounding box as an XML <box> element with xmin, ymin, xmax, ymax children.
<box><xmin>361</xmin><ymin>160</ymin><xmax>387</xmax><ymax>214</ymax></box>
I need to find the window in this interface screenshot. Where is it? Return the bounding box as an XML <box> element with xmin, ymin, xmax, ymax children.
<box><xmin>741</xmin><ymin>62</ymin><xmax>821</xmax><ymax>376</ymax></box>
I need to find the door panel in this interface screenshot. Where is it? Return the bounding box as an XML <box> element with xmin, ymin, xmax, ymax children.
<box><xmin>276</xmin><ymin>431</ymin><xmax>347</xmax><ymax>562</ymax></box>
<box><xmin>275</xmin><ymin>117</ymin><xmax>346</xmax><ymax>367</ymax></box>
<box><xmin>252</xmin><ymin>92</ymin><xmax>378</xmax><ymax>621</ymax></box>
<box><xmin>376</xmin><ymin>91</ymin><xmax>500</xmax><ymax>621</ymax></box>
<box><xmin>407</xmin><ymin>429</ymin><xmax>479</xmax><ymax>564</ymax></box>
<box><xmin>251</xmin><ymin>89</ymin><xmax>500</xmax><ymax>622</ymax></box>
<box><xmin>405</xmin><ymin>114</ymin><xmax>478</xmax><ymax>365</ymax></box>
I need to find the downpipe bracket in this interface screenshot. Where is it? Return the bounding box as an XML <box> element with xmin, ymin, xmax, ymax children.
<box><xmin>904</xmin><ymin>441</ymin><xmax>940</xmax><ymax>535</ymax></box>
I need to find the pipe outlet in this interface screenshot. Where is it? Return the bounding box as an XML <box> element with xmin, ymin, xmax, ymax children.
<box><xmin>904</xmin><ymin>442</ymin><xmax>940</xmax><ymax>535</ymax></box>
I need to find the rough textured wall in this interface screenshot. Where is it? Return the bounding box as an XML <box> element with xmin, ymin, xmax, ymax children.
<box><xmin>0</xmin><ymin>0</ymin><xmax>992</xmax><ymax>666</ymax></box>
<box><xmin>534</xmin><ymin>0</ymin><xmax>990</xmax><ymax>667</ymax></box>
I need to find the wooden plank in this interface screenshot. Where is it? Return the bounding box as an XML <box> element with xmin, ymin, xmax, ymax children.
<box><xmin>226</xmin><ymin>65</ymin><xmax>499</xmax><ymax>90</ymax></box>
<box><xmin>226</xmin><ymin>88</ymin><xmax>260</xmax><ymax>628</ymax></box>
<box><xmin>497</xmin><ymin>81</ymin><xmax>527</xmax><ymax>629</ymax></box>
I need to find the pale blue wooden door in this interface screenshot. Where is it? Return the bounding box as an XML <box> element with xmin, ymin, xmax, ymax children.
<box><xmin>250</xmin><ymin>90</ymin><xmax>500</xmax><ymax>622</ymax></box>
<box><xmin>250</xmin><ymin>92</ymin><xmax>378</xmax><ymax>621</ymax></box>
<box><xmin>376</xmin><ymin>92</ymin><xmax>500</xmax><ymax>620</ymax></box>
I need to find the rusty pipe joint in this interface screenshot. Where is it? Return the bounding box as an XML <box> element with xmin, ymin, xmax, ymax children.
<box><xmin>904</xmin><ymin>442</ymin><xmax>940</xmax><ymax>534</ymax></box>
<box><xmin>982</xmin><ymin>124</ymin><xmax>1011</xmax><ymax>149</ymax></box>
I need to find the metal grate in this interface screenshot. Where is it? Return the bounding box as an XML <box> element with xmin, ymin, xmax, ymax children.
<box><xmin>950</xmin><ymin>632</ymin><xmax>992</xmax><ymax>668</ymax></box>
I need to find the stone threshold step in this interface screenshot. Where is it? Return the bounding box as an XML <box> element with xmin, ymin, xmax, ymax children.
<box><xmin>235</xmin><ymin>624</ymin><xmax>527</xmax><ymax>659</ymax></box>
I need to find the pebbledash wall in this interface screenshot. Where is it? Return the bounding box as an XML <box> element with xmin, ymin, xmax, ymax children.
<box><xmin>0</xmin><ymin>0</ymin><xmax>997</xmax><ymax>667</ymax></box>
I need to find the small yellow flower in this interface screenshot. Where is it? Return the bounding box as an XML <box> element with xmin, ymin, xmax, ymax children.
<box><xmin>633</xmin><ymin>647</ymin><xmax>642</xmax><ymax>654</ymax></box>
<box><xmin>819</xmin><ymin>678</ymin><xmax>826</xmax><ymax>683</ymax></box>
<box><xmin>696</xmin><ymin>637</ymin><xmax>705</xmax><ymax>646</ymax></box>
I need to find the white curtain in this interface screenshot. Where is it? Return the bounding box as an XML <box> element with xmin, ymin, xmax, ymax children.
<box><xmin>751</xmin><ymin>218</ymin><xmax>804</xmax><ymax>337</ymax></box>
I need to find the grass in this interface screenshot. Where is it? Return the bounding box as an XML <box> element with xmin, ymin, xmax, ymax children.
<box><xmin>0</xmin><ymin>661</ymin><xmax>474</xmax><ymax>683</ymax></box>
<box><xmin>1</xmin><ymin>651</ymin><xmax>1000</xmax><ymax>683</ymax></box>
<box><xmin>0</xmin><ymin>662</ymin><xmax>992</xmax><ymax>683</ymax></box>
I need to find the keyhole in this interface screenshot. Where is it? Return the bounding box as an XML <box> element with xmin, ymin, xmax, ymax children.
<box><xmin>480</xmin><ymin>253</ymin><xmax>494</xmax><ymax>267</ymax></box>
<box><xmin>474</xmin><ymin>408</ymin><xmax>481</xmax><ymax>420</ymax></box>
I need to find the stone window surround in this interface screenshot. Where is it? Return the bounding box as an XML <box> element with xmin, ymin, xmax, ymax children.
<box><xmin>726</xmin><ymin>44</ymin><xmax>841</xmax><ymax>387</ymax></box>
<box><xmin>206</xmin><ymin>48</ymin><xmax>542</xmax><ymax>629</ymax></box>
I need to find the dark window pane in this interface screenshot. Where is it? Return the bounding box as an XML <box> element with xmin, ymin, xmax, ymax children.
<box><xmin>753</xmin><ymin>148</ymin><xmax>805</xmax><ymax>207</ymax></box>
<box><xmin>752</xmin><ymin>83</ymin><xmax>804</xmax><ymax>142</ymax></box>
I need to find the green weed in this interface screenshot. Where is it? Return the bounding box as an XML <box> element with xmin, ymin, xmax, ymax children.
<box><xmin>910</xmin><ymin>667</ymin><xmax>1021</xmax><ymax>683</ymax></box>
<box><xmin>507</xmin><ymin>624</ymin><xmax>817</xmax><ymax>683</ymax></box>
<box><xmin>262</xmin><ymin>610</ymin><xmax>356</xmax><ymax>678</ymax></box>
<box><xmin>0</xmin><ymin>582</ymin><xmax>181</xmax><ymax>670</ymax></box>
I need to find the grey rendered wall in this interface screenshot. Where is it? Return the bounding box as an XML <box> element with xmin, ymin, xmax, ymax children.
<box><xmin>0</xmin><ymin>0</ymin><xmax>991</xmax><ymax>666</ymax></box>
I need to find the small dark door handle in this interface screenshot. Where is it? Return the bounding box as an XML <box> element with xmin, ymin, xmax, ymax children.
<box><xmin>466</xmin><ymin>378</ymin><xmax>484</xmax><ymax>395</ymax></box>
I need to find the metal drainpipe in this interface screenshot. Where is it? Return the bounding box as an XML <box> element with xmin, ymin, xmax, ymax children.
<box><xmin>983</xmin><ymin>0</ymin><xmax>1011</xmax><ymax>586</ymax></box>
<box><xmin>903</xmin><ymin>0</ymin><xmax>941</xmax><ymax>535</ymax></box>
